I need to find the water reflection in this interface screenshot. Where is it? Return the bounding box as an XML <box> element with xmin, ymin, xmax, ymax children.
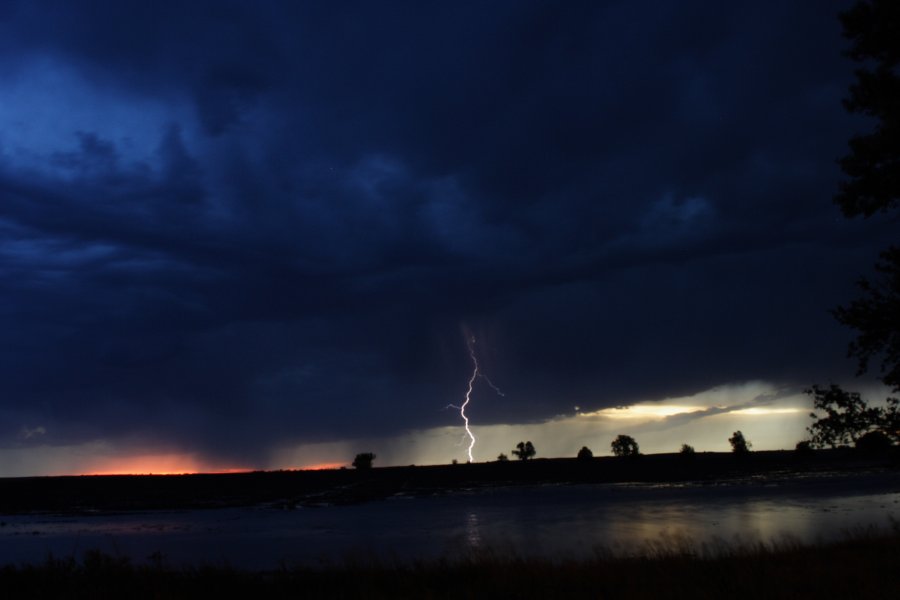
<box><xmin>465</xmin><ymin>512</ymin><xmax>481</xmax><ymax>549</ymax></box>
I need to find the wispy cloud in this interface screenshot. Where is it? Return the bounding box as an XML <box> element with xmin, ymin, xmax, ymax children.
<box><xmin>20</xmin><ymin>425</ymin><xmax>46</xmax><ymax>440</ymax></box>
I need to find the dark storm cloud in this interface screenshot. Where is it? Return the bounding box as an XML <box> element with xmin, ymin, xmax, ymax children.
<box><xmin>0</xmin><ymin>0</ymin><xmax>889</xmax><ymax>464</ymax></box>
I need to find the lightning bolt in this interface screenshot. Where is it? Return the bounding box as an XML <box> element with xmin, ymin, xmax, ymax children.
<box><xmin>460</xmin><ymin>338</ymin><xmax>479</xmax><ymax>462</ymax></box>
<box><xmin>449</xmin><ymin>336</ymin><xmax>503</xmax><ymax>463</ymax></box>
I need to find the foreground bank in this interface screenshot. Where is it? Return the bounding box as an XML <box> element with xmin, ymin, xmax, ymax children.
<box><xmin>2</xmin><ymin>527</ymin><xmax>899</xmax><ymax>599</ymax></box>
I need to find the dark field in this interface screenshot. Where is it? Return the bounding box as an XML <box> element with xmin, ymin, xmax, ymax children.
<box><xmin>1</xmin><ymin>449</ymin><xmax>897</xmax><ymax>514</ymax></box>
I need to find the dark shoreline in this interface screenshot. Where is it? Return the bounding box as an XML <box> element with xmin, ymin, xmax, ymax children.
<box><xmin>1</xmin><ymin>449</ymin><xmax>898</xmax><ymax>515</ymax></box>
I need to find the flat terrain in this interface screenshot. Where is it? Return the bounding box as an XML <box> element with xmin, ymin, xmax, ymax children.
<box><xmin>2</xmin><ymin>450</ymin><xmax>899</xmax><ymax>597</ymax></box>
<box><xmin>0</xmin><ymin>449</ymin><xmax>897</xmax><ymax>514</ymax></box>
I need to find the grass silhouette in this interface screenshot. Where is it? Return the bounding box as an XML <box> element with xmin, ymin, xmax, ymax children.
<box><xmin>2</xmin><ymin>524</ymin><xmax>898</xmax><ymax>598</ymax></box>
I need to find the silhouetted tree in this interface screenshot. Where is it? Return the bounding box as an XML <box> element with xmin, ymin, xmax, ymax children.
<box><xmin>352</xmin><ymin>452</ymin><xmax>376</xmax><ymax>469</ymax></box>
<box><xmin>679</xmin><ymin>443</ymin><xmax>696</xmax><ymax>457</ymax></box>
<box><xmin>728</xmin><ymin>431</ymin><xmax>751</xmax><ymax>454</ymax></box>
<box><xmin>512</xmin><ymin>441</ymin><xmax>536</xmax><ymax>461</ymax></box>
<box><xmin>832</xmin><ymin>1</ymin><xmax>900</xmax><ymax>392</ymax></box>
<box><xmin>496</xmin><ymin>453</ymin><xmax>509</xmax><ymax>462</ymax></box>
<box><xmin>577</xmin><ymin>446</ymin><xmax>593</xmax><ymax>461</ymax></box>
<box><xmin>835</xmin><ymin>0</ymin><xmax>900</xmax><ymax>219</ymax></box>
<box><xmin>834</xmin><ymin>249</ymin><xmax>900</xmax><ymax>391</ymax></box>
<box><xmin>610</xmin><ymin>434</ymin><xmax>639</xmax><ymax>457</ymax></box>
<box><xmin>806</xmin><ymin>384</ymin><xmax>883</xmax><ymax>448</ymax></box>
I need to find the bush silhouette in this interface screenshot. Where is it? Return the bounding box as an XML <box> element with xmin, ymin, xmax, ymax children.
<box><xmin>679</xmin><ymin>444</ymin><xmax>696</xmax><ymax>458</ymax></box>
<box><xmin>577</xmin><ymin>446</ymin><xmax>593</xmax><ymax>461</ymax></box>
<box><xmin>795</xmin><ymin>440</ymin><xmax>814</xmax><ymax>455</ymax></box>
<box><xmin>856</xmin><ymin>430</ymin><xmax>892</xmax><ymax>454</ymax></box>
<box><xmin>496</xmin><ymin>453</ymin><xmax>509</xmax><ymax>462</ymax></box>
<box><xmin>352</xmin><ymin>452</ymin><xmax>376</xmax><ymax>469</ymax></box>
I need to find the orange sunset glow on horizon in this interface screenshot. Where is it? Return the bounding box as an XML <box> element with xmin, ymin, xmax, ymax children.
<box><xmin>78</xmin><ymin>453</ymin><xmax>249</xmax><ymax>476</ymax></box>
<box><xmin>75</xmin><ymin>454</ymin><xmax>348</xmax><ymax>476</ymax></box>
<box><xmin>293</xmin><ymin>462</ymin><xmax>346</xmax><ymax>471</ymax></box>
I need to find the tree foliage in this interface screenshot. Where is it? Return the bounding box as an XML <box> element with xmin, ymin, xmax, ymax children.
<box><xmin>352</xmin><ymin>452</ymin><xmax>376</xmax><ymax>469</ymax></box>
<box><xmin>806</xmin><ymin>385</ymin><xmax>900</xmax><ymax>448</ymax></box>
<box><xmin>511</xmin><ymin>441</ymin><xmax>536</xmax><ymax>461</ymax></box>
<box><xmin>728</xmin><ymin>431</ymin><xmax>751</xmax><ymax>454</ymax></box>
<box><xmin>576</xmin><ymin>446</ymin><xmax>593</xmax><ymax>461</ymax></box>
<box><xmin>833</xmin><ymin>247</ymin><xmax>900</xmax><ymax>391</ymax></box>
<box><xmin>809</xmin><ymin>3</ymin><xmax>900</xmax><ymax>457</ymax></box>
<box><xmin>835</xmin><ymin>0</ymin><xmax>900</xmax><ymax>218</ymax></box>
<box><xmin>806</xmin><ymin>384</ymin><xmax>883</xmax><ymax>448</ymax></box>
<box><xmin>610</xmin><ymin>435</ymin><xmax>639</xmax><ymax>457</ymax></box>
<box><xmin>884</xmin><ymin>396</ymin><xmax>900</xmax><ymax>443</ymax></box>
<box><xmin>833</xmin><ymin>1</ymin><xmax>900</xmax><ymax>392</ymax></box>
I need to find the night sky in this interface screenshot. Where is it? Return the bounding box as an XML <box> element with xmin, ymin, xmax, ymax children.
<box><xmin>1</xmin><ymin>1</ymin><xmax>893</xmax><ymax>475</ymax></box>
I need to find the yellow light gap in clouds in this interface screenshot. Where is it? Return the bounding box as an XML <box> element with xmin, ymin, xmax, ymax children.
<box><xmin>580</xmin><ymin>404</ymin><xmax>708</xmax><ymax>419</ymax></box>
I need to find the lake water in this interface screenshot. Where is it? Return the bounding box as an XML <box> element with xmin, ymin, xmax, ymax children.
<box><xmin>1</xmin><ymin>471</ymin><xmax>899</xmax><ymax>569</ymax></box>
